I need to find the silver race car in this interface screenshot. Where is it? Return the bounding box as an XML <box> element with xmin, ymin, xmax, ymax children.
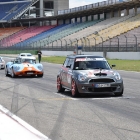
<box><xmin>57</xmin><ymin>55</ymin><xmax>124</xmax><ymax>97</ymax></box>
<box><xmin>0</xmin><ymin>57</ymin><xmax>5</xmax><ymax>69</ymax></box>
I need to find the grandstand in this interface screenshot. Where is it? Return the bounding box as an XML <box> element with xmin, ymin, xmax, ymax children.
<box><xmin>0</xmin><ymin>0</ymin><xmax>140</xmax><ymax>52</ymax></box>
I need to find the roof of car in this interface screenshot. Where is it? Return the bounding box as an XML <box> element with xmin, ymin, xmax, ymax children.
<box><xmin>17</xmin><ymin>57</ymin><xmax>35</xmax><ymax>60</ymax></box>
<box><xmin>19</xmin><ymin>53</ymin><xmax>32</xmax><ymax>55</ymax></box>
<box><xmin>66</xmin><ymin>55</ymin><xmax>104</xmax><ymax>59</ymax></box>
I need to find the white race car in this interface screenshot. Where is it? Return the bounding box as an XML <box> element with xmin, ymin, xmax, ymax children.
<box><xmin>17</xmin><ymin>53</ymin><xmax>36</xmax><ymax>60</ymax></box>
<box><xmin>0</xmin><ymin>57</ymin><xmax>5</xmax><ymax>69</ymax></box>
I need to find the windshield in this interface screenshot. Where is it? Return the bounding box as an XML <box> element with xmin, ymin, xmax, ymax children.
<box><xmin>74</xmin><ymin>60</ymin><xmax>111</xmax><ymax>70</ymax></box>
<box><xmin>27</xmin><ymin>54</ymin><xmax>32</xmax><ymax>56</ymax></box>
<box><xmin>22</xmin><ymin>59</ymin><xmax>36</xmax><ymax>64</ymax></box>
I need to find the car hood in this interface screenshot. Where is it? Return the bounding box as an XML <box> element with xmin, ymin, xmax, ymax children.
<box><xmin>12</xmin><ymin>63</ymin><xmax>43</xmax><ymax>72</ymax></box>
<box><xmin>74</xmin><ymin>69</ymin><xmax>117</xmax><ymax>77</ymax></box>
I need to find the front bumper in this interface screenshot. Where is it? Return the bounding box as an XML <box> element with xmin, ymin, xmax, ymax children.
<box><xmin>76</xmin><ymin>81</ymin><xmax>123</xmax><ymax>94</ymax></box>
<box><xmin>14</xmin><ymin>71</ymin><xmax>43</xmax><ymax>76</ymax></box>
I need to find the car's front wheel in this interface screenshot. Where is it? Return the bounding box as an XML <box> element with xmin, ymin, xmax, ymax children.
<box><xmin>57</xmin><ymin>76</ymin><xmax>65</xmax><ymax>92</ymax></box>
<box><xmin>71</xmin><ymin>79</ymin><xmax>79</xmax><ymax>97</ymax></box>
<box><xmin>11</xmin><ymin>68</ymin><xmax>16</xmax><ymax>78</ymax></box>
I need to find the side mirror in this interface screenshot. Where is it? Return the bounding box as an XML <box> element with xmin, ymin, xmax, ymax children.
<box><xmin>66</xmin><ymin>66</ymin><xmax>70</xmax><ymax>68</ymax></box>
<box><xmin>112</xmin><ymin>65</ymin><xmax>116</xmax><ymax>67</ymax></box>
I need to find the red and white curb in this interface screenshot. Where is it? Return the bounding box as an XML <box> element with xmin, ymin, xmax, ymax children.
<box><xmin>0</xmin><ymin>105</ymin><xmax>51</xmax><ymax>140</ymax></box>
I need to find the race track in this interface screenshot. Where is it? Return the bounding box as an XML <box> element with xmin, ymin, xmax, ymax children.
<box><xmin>0</xmin><ymin>57</ymin><xmax>140</xmax><ymax>140</ymax></box>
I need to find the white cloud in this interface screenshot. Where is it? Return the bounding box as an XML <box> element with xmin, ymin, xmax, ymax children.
<box><xmin>69</xmin><ymin>0</ymin><xmax>104</xmax><ymax>8</ymax></box>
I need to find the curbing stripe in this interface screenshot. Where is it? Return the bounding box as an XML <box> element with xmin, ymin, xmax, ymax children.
<box><xmin>0</xmin><ymin>104</ymin><xmax>51</xmax><ymax>140</ymax></box>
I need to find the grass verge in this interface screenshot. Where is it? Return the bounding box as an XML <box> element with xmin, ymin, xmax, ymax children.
<box><xmin>41</xmin><ymin>56</ymin><xmax>140</xmax><ymax>72</ymax></box>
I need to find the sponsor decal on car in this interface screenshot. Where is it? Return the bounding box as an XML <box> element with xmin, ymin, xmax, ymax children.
<box><xmin>76</xmin><ymin>58</ymin><xmax>105</xmax><ymax>62</ymax></box>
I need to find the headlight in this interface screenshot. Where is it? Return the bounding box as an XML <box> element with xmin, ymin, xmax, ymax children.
<box><xmin>38</xmin><ymin>65</ymin><xmax>43</xmax><ymax>71</ymax></box>
<box><xmin>114</xmin><ymin>72</ymin><xmax>121</xmax><ymax>80</ymax></box>
<box><xmin>14</xmin><ymin>66</ymin><xmax>20</xmax><ymax>71</ymax></box>
<box><xmin>78</xmin><ymin>74</ymin><xmax>87</xmax><ymax>81</ymax></box>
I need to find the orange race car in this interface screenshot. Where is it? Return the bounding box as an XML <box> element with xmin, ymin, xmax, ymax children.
<box><xmin>5</xmin><ymin>57</ymin><xmax>43</xmax><ymax>78</ymax></box>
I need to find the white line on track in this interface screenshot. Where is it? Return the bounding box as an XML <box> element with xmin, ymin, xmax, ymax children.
<box><xmin>91</xmin><ymin>96</ymin><xmax>135</xmax><ymax>100</ymax></box>
<box><xmin>0</xmin><ymin>105</ymin><xmax>50</xmax><ymax>140</ymax></box>
<box><xmin>53</xmin><ymin>92</ymin><xmax>78</xmax><ymax>100</ymax></box>
<box><xmin>54</xmin><ymin>92</ymin><xmax>135</xmax><ymax>101</ymax></box>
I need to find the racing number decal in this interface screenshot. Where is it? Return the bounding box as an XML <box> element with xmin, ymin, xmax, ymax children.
<box><xmin>67</xmin><ymin>74</ymin><xmax>71</xmax><ymax>84</ymax></box>
<box><xmin>67</xmin><ymin>69</ymin><xmax>72</xmax><ymax>84</ymax></box>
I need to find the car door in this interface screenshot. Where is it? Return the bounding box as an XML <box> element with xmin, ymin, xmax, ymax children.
<box><xmin>60</xmin><ymin>58</ymin><xmax>69</xmax><ymax>87</ymax></box>
<box><xmin>65</xmin><ymin>58</ymin><xmax>74</xmax><ymax>88</ymax></box>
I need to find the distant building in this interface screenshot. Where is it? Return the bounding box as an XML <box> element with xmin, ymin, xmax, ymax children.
<box><xmin>34</xmin><ymin>0</ymin><xmax>69</xmax><ymax>17</ymax></box>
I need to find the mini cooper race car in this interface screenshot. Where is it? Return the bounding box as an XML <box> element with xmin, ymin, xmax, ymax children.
<box><xmin>57</xmin><ymin>55</ymin><xmax>124</xmax><ymax>97</ymax></box>
<box><xmin>5</xmin><ymin>57</ymin><xmax>43</xmax><ymax>78</ymax></box>
<box><xmin>0</xmin><ymin>57</ymin><xmax>5</xmax><ymax>69</ymax></box>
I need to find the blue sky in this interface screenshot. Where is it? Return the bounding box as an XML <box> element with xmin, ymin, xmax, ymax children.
<box><xmin>69</xmin><ymin>0</ymin><xmax>104</xmax><ymax>8</ymax></box>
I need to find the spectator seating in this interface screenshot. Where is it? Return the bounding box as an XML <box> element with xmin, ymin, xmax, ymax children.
<box><xmin>1</xmin><ymin>25</ymin><xmax>55</xmax><ymax>47</ymax></box>
<box><xmin>0</xmin><ymin>0</ymin><xmax>31</xmax><ymax>21</ymax></box>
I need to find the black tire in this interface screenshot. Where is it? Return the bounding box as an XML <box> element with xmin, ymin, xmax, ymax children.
<box><xmin>11</xmin><ymin>68</ymin><xmax>16</xmax><ymax>78</ymax></box>
<box><xmin>5</xmin><ymin>68</ymin><xmax>8</xmax><ymax>76</ymax></box>
<box><xmin>57</xmin><ymin>76</ymin><xmax>65</xmax><ymax>92</ymax></box>
<box><xmin>71</xmin><ymin>79</ymin><xmax>79</xmax><ymax>97</ymax></box>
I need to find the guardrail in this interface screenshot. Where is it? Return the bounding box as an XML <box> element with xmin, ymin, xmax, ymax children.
<box><xmin>0</xmin><ymin>46</ymin><xmax>139</xmax><ymax>53</ymax></box>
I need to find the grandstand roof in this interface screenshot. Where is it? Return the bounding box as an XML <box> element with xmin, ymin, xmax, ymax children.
<box><xmin>12</xmin><ymin>0</ymin><xmax>140</xmax><ymax>22</ymax></box>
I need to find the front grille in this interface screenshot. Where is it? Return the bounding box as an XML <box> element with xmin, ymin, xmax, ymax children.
<box><xmin>88</xmin><ymin>87</ymin><xmax>116</xmax><ymax>92</ymax></box>
<box><xmin>89</xmin><ymin>78</ymin><xmax>115</xmax><ymax>83</ymax></box>
<box><xmin>94</xmin><ymin>73</ymin><xmax>107</xmax><ymax>76</ymax></box>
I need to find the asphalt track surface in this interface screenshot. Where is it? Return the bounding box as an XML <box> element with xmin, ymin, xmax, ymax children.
<box><xmin>0</xmin><ymin>57</ymin><xmax>140</xmax><ymax>140</ymax></box>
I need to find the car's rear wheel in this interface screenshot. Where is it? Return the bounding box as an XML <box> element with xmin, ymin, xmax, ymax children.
<box><xmin>71</xmin><ymin>79</ymin><xmax>79</xmax><ymax>97</ymax></box>
<box><xmin>57</xmin><ymin>76</ymin><xmax>65</xmax><ymax>92</ymax></box>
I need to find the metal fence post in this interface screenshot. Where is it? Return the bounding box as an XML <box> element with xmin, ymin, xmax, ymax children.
<box><xmin>134</xmin><ymin>35</ymin><xmax>137</xmax><ymax>52</ymax></box>
<box><xmin>63</xmin><ymin>39</ymin><xmax>67</xmax><ymax>51</ymax></box>
<box><xmin>69</xmin><ymin>39</ymin><xmax>72</xmax><ymax>51</ymax></box>
<box><xmin>108</xmin><ymin>36</ymin><xmax>111</xmax><ymax>51</ymax></box>
<box><xmin>60</xmin><ymin>39</ymin><xmax>62</xmax><ymax>50</ymax></box>
<box><xmin>100</xmin><ymin>36</ymin><xmax>103</xmax><ymax>51</ymax></box>
<box><xmin>92</xmin><ymin>37</ymin><xmax>96</xmax><ymax>51</ymax></box>
<box><xmin>86</xmin><ymin>38</ymin><xmax>90</xmax><ymax>51</ymax></box>
<box><xmin>124</xmin><ymin>35</ymin><xmax>127</xmax><ymax>52</ymax></box>
<box><xmin>83</xmin><ymin>37</ymin><xmax>86</xmax><ymax>51</ymax></box>
<box><xmin>116</xmin><ymin>36</ymin><xmax>119</xmax><ymax>52</ymax></box>
<box><xmin>75</xmin><ymin>38</ymin><xmax>78</xmax><ymax>54</ymax></box>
